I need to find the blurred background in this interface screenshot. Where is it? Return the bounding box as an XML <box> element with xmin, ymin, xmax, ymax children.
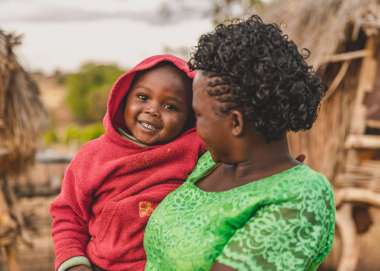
<box><xmin>1</xmin><ymin>0</ymin><xmax>380</xmax><ymax>270</ymax></box>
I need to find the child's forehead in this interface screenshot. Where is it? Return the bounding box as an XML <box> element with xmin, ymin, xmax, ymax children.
<box><xmin>128</xmin><ymin>71</ymin><xmax>190</xmax><ymax>101</ymax></box>
<box><xmin>133</xmin><ymin>65</ymin><xmax>191</xmax><ymax>92</ymax></box>
<box><xmin>139</xmin><ymin>63</ymin><xmax>187</xmax><ymax>80</ymax></box>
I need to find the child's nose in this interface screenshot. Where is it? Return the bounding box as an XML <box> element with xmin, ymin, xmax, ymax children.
<box><xmin>144</xmin><ymin>103</ymin><xmax>160</xmax><ymax>116</ymax></box>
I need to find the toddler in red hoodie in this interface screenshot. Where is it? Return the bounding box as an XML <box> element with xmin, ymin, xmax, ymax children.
<box><xmin>50</xmin><ymin>55</ymin><xmax>205</xmax><ymax>271</ymax></box>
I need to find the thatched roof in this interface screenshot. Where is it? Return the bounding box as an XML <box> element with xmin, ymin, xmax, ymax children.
<box><xmin>261</xmin><ymin>0</ymin><xmax>380</xmax><ymax>69</ymax></box>
<box><xmin>0</xmin><ymin>30</ymin><xmax>47</xmax><ymax>176</ymax></box>
<box><xmin>256</xmin><ymin>0</ymin><xmax>380</xmax><ymax>181</ymax></box>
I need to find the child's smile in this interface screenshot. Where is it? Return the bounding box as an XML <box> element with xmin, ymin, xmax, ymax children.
<box><xmin>137</xmin><ymin>120</ymin><xmax>162</xmax><ymax>132</ymax></box>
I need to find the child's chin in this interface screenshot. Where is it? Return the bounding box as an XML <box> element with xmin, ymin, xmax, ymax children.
<box><xmin>137</xmin><ymin>136</ymin><xmax>160</xmax><ymax>145</ymax></box>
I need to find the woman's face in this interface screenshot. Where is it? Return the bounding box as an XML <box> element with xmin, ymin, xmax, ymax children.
<box><xmin>192</xmin><ymin>72</ymin><xmax>233</xmax><ymax>162</ymax></box>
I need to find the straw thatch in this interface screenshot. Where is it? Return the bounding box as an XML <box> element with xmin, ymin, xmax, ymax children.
<box><xmin>262</xmin><ymin>0</ymin><xmax>380</xmax><ymax>69</ymax></box>
<box><xmin>258</xmin><ymin>0</ymin><xmax>380</xmax><ymax>182</ymax></box>
<box><xmin>0</xmin><ymin>30</ymin><xmax>47</xmax><ymax>271</ymax></box>
<box><xmin>0</xmin><ymin>30</ymin><xmax>47</xmax><ymax>177</ymax></box>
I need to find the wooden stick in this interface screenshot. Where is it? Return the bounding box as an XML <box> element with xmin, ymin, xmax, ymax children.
<box><xmin>345</xmin><ymin>134</ymin><xmax>380</xmax><ymax>149</ymax></box>
<box><xmin>349</xmin><ymin>36</ymin><xmax>377</xmax><ymax>134</ymax></box>
<box><xmin>5</xmin><ymin>245</ymin><xmax>21</xmax><ymax>271</ymax></box>
<box><xmin>324</xmin><ymin>61</ymin><xmax>350</xmax><ymax>101</ymax></box>
<box><xmin>335</xmin><ymin>187</ymin><xmax>380</xmax><ymax>207</ymax></box>
<box><xmin>367</xmin><ymin>119</ymin><xmax>380</xmax><ymax>129</ymax></box>
<box><xmin>322</xmin><ymin>49</ymin><xmax>370</xmax><ymax>64</ymax></box>
<box><xmin>336</xmin><ymin>204</ymin><xmax>359</xmax><ymax>271</ymax></box>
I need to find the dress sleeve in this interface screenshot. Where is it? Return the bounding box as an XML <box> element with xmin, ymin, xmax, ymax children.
<box><xmin>216</xmin><ymin>193</ymin><xmax>335</xmax><ymax>271</ymax></box>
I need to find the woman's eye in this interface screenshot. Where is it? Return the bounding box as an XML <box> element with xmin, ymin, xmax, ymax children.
<box><xmin>137</xmin><ymin>94</ymin><xmax>148</xmax><ymax>101</ymax></box>
<box><xmin>163</xmin><ymin>104</ymin><xmax>178</xmax><ymax>111</ymax></box>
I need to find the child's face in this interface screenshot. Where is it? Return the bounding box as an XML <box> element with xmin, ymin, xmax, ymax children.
<box><xmin>124</xmin><ymin>65</ymin><xmax>191</xmax><ymax>145</ymax></box>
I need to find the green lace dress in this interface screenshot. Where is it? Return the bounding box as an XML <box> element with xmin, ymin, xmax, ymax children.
<box><xmin>144</xmin><ymin>152</ymin><xmax>335</xmax><ymax>271</ymax></box>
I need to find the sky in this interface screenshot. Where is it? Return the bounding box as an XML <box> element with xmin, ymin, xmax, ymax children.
<box><xmin>0</xmin><ymin>0</ymin><xmax>214</xmax><ymax>73</ymax></box>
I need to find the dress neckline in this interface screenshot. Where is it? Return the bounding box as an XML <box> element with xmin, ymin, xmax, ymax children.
<box><xmin>189</xmin><ymin>162</ymin><xmax>305</xmax><ymax>194</ymax></box>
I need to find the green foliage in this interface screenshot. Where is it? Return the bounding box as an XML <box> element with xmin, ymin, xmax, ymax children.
<box><xmin>65</xmin><ymin>63</ymin><xmax>124</xmax><ymax>123</ymax></box>
<box><xmin>63</xmin><ymin>123</ymin><xmax>104</xmax><ymax>145</ymax></box>
<box><xmin>43</xmin><ymin>129</ymin><xmax>59</xmax><ymax>145</ymax></box>
<box><xmin>43</xmin><ymin>123</ymin><xmax>104</xmax><ymax>146</ymax></box>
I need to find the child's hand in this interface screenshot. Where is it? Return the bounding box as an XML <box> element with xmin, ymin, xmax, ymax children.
<box><xmin>67</xmin><ymin>265</ymin><xmax>92</xmax><ymax>271</ymax></box>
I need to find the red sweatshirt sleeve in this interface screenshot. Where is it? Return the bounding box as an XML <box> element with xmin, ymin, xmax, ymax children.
<box><xmin>50</xmin><ymin>165</ymin><xmax>92</xmax><ymax>270</ymax></box>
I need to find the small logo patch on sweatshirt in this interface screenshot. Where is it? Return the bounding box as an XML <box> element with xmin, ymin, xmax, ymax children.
<box><xmin>139</xmin><ymin>201</ymin><xmax>154</xmax><ymax>217</ymax></box>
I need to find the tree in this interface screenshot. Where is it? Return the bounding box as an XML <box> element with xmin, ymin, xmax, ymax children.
<box><xmin>65</xmin><ymin>63</ymin><xmax>124</xmax><ymax>123</ymax></box>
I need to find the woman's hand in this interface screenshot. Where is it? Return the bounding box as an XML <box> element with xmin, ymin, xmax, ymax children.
<box><xmin>67</xmin><ymin>265</ymin><xmax>92</xmax><ymax>271</ymax></box>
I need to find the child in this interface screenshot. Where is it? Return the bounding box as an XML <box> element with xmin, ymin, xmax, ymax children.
<box><xmin>50</xmin><ymin>55</ymin><xmax>205</xmax><ymax>271</ymax></box>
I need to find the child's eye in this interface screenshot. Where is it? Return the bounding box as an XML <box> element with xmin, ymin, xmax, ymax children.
<box><xmin>163</xmin><ymin>104</ymin><xmax>178</xmax><ymax>111</ymax></box>
<box><xmin>137</xmin><ymin>94</ymin><xmax>148</xmax><ymax>101</ymax></box>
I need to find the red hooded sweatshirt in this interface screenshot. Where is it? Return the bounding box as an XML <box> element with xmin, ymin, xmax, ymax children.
<box><xmin>50</xmin><ymin>55</ymin><xmax>205</xmax><ymax>271</ymax></box>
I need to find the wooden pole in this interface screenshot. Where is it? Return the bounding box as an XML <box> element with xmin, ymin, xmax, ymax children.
<box><xmin>322</xmin><ymin>49</ymin><xmax>371</xmax><ymax>64</ymax></box>
<box><xmin>350</xmin><ymin>35</ymin><xmax>378</xmax><ymax>134</ymax></box>
<box><xmin>335</xmin><ymin>187</ymin><xmax>380</xmax><ymax>208</ymax></box>
<box><xmin>345</xmin><ymin>134</ymin><xmax>380</xmax><ymax>149</ymax></box>
<box><xmin>336</xmin><ymin>204</ymin><xmax>359</xmax><ymax>271</ymax></box>
<box><xmin>5</xmin><ymin>245</ymin><xmax>20</xmax><ymax>271</ymax></box>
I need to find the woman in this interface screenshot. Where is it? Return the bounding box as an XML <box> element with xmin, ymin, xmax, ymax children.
<box><xmin>144</xmin><ymin>15</ymin><xmax>335</xmax><ymax>271</ymax></box>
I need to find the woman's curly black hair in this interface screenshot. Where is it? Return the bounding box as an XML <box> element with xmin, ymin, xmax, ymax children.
<box><xmin>189</xmin><ymin>15</ymin><xmax>326</xmax><ymax>141</ymax></box>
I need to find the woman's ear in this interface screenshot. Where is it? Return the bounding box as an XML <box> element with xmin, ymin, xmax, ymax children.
<box><xmin>230</xmin><ymin>110</ymin><xmax>244</xmax><ymax>136</ymax></box>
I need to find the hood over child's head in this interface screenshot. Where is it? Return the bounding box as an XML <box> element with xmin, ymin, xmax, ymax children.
<box><xmin>103</xmin><ymin>55</ymin><xmax>195</xmax><ymax>146</ymax></box>
<box><xmin>123</xmin><ymin>62</ymin><xmax>193</xmax><ymax>145</ymax></box>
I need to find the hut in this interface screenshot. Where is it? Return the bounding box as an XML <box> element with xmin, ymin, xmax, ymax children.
<box><xmin>0</xmin><ymin>30</ymin><xmax>47</xmax><ymax>270</ymax></box>
<box><xmin>258</xmin><ymin>0</ymin><xmax>380</xmax><ymax>270</ymax></box>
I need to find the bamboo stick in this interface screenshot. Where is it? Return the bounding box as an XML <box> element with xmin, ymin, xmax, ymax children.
<box><xmin>345</xmin><ymin>134</ymin><xmax>380</xmax><ymax>149</ymax></box>
<box><xmin>350</xmin><ymin>36</ymin><xmax>377</xmax><ymax>134</ymax></box>
<box><xmin>335</xmin><ymin>187</ymin><xmax>380</xmax><ymax>207</ymax></box>
<box><xmin>323</xmin><ymin>49</ymin><xmax>371</xmax><ymax>64</ymax></box>
<box><xmin>336</xmin><ymin>204</ymin><xmax>359</xmax><ymax>271</ymax></box>
<box><xmin>324</xmin><ymin>61</ymin><xmax>350</xmax><ymax>101</ymax></box>
<box><xmin>366</xmin><ymin>119</ymin><xmax>380</xmax><ymax>129</ymax></box>
<box><xmin>5</xmin><ymin>245</ymin><xmax>21</xmax><ymax>271</ymax></box>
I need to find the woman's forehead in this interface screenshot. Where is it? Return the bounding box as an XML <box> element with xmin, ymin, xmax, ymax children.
<box><xmin>193</xmin><ymin>71</ymin><xmax>210</xmax><ymax>89</ymax></box>
<box><xmin>193</xmin><ymin>70</ymin><xmax>205</xmax><ymax>82</ymax></box>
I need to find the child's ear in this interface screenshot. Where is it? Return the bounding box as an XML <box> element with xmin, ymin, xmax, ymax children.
<box><xmin>230</xmin><ymin>110</ymin><xmax>244</xmax><ymax>136</ymax></box>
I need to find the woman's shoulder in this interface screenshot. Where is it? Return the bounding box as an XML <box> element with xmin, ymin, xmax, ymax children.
<box><xmin>264</xmin><ymin>164</ymin><xmax>335</xmax><ymax>208</ymax></box>
<box><xmin>277</xmin><ymin>164</ymin><xmax>332</xmax><ymax>191</ymax></box>
<box><xmin>281</xmin><ymin>164</ymin><xmax>335</xmax><ymax>214</ymax></box>
<box><xmin>297</xmin><ymin>165</ymin><xmax>334</xmax><ymax>197</ymax></box>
